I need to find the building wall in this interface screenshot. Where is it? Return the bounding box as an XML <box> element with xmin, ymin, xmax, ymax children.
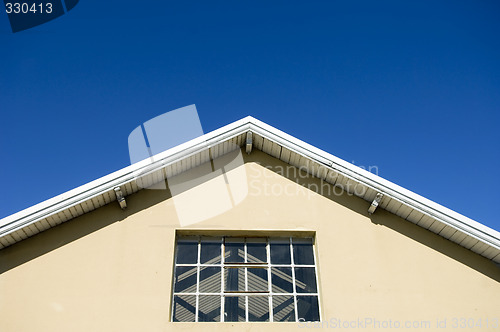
<box><xmin>1</xmin><ymin>150</ymin><xmax>499</xmax><ymax>331</ymax></box>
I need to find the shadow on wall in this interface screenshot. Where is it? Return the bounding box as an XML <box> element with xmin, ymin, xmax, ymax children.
<box><xmin>0</xmin><ymin>188</ymin><xmax>173</xmax><ymax>275</ymax></box>
<box><xmin>1</xmin><ymin>148</ymin><xmax>499</xmax><ymax>284</ymax></box>
<box><xmin>0</xmin><ymin>148</ymin><xmax>245</xmax><ymax>274</ymax></box>
<box><xmin>243</xmin><ymin>150</ymin><xmax>500</xmax><ymax>283</ymax></box>
<box><xmin>369</xmin><ymin>210</ymin><xmax>500</xmax><ymax>283</ymax></box>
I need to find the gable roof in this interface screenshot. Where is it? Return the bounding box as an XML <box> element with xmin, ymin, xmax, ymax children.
<box><xmin>1</xmin><ymin>116</ymin><xmax>499</xmax><ymax>263</ymax></box>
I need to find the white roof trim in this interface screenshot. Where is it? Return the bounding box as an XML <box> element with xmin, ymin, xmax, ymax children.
<box><xmin>1</xmin><ymin>116</ymin><xmax>499</xmax><ymax>262</ymax></box>
<box><xmin>248</xmin><ymin>117</ymin><xmax>500</xmax><ymax>251</ymax></box>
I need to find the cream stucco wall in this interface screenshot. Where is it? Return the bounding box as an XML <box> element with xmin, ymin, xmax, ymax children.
<box><xmin>1</xmin><ymin>150</ymin><xmax>499</xmax><ymax>331</ymax></box>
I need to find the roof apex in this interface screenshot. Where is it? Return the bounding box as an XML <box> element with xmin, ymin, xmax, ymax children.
<box><xmin>1</xmin><ymin>116</ymin><xmax>499</xmax><ymax>263</ymax></box>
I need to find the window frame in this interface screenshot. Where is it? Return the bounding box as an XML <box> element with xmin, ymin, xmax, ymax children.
<box><xmin>171</xmin><ymin>235</ymin><xmax>321</xmax><ymax>322</ymax></box>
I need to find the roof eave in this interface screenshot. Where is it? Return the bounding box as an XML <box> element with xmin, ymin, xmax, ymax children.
<box><xmin>1</xmin><ymin>116</ymin><xmax>499</xmax><ymax>263</ymax></box>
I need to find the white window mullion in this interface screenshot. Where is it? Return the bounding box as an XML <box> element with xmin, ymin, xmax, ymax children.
<box><xmin>244</xmin><ymin>239</ymin><xmax>248</xmax><ymax>321</ymax></box>
<box><xmin>221</xmin><ymin>238</ymin><xmax>225</xmax><ymax>322</ymax></box>
<box><xmin>267</xmin><ymin>237</ymin><xmax>273</xmax><ymax>322</ymax></box>
<box><xmin>290</xmin><ymin>237</ymin><xmax>298</xmax><ymax>322</ymax></box>
<box><xmin>195</xmin><ymin>238</ymin><xmax>201</xmax><ymax>322</ymax></box>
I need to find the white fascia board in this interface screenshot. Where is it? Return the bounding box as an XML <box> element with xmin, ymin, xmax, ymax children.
<box><xmin>1</xmin><ymin>115</ymin><xmax>499</xmax><ymax>253</ymax></box>
<box><xmin>0</xmin><ymin>117</ymin><xmax>252</xmax><ymax>237</ymax></box>
<box><xmin>246</xmin><ymin>117</ymin><xmax>500</xmax><ymax>250</ymax></box>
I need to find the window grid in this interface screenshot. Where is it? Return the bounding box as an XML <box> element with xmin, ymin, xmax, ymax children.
<box><xmin>172</xmin><ymin>236</ymin><xmax>319</xmax><ymax>322</ymax></box>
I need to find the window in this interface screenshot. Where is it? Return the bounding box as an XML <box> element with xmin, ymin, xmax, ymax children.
<box><xmin>172</xmin><ymin>236</ymin><xmax>320</xmax><ymax>322</ymax></box>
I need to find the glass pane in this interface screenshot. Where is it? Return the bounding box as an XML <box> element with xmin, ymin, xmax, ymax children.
<box><xmin>174</xmin><ymin>266</ymin><xmax>197</xmax><ymax>293</ymax></box>
<box><xmin>270</xmin><ymin>238</ymin><xmax>291</xmax><ymax>264</ymax></box>
<box><xmin>292</xmin><ymin>238</ymin><xmax>315</xmax><ymax>265</ymax></box>
<box><xmin>297</xmin><ymin>296</ymin><xmax>320</xmax><ymax>322</ymax></box>
<box><xmin>224</xmin><ymin>268</ymin><xmax>245</xmax><ymax>292</ymax></box>
<box><xmin>200</xmin><ymin>237</ymin><xmax>221</xmax><ymax>264</ymax></box>
<box><xmin>247</xmin><ymin>268</ymin><xmax>268</xmax><ymax>292</ymax></box>
<box><xmin>199</xmin><ymin>266</ymin><xmax>221</xmax><ymax>293</ymax></box>
<box><xmin>198</xmin><ymin>295</ymin><xmax>221</xmax><ymax>322</ymax></box>
<box><xmin>176</xmin><ymin>238</ymin><xmax>198</xmax><ymax>264</ymax></box>
<box><xmin>272</xmin><ymin>295</ymin><xmax>295</xmax><ymax>322</ymax></box>
<box><xmin>271</xmin><ymin>267</ymin><xmax>293</xmax><ymax>293</ymax></box>
<box><xmin>224</xmin><ymin>296</ymin><xmax>246</xmax><ymax>322</ymax></box>
<box><xmin>248</xmin><ymin>296</ymin><xmax>269</xmax><ymax>321</ymax></box>
<box><xmin>294</xmin><ymin>267</ymin><xmax>317</xmax><ymax>293</ymax></box>
<box><xmin>172</xmin><ymin>295</ymin><xmax>196</xmax><ymax>322</ymax></box>
<box><xmin>224</xmin><ymin>238</ymin><xmax>244</xmax><ymax>263</ymax></box>
<box><xmin>247</xmin><ymin>238</ymin><xmax>267</xmax><ymax>263</ymax></box>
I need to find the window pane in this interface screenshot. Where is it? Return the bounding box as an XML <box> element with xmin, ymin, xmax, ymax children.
<box><xmin>173</xmin><ymin>295</ymin><xmax>196</xmax><ymax>322</ymax></box>
<box><xmin>199</xmin><ymin>266</ymin><xmax>221</xmax><ymax>293</ymax></box>
<box><xmin>270</xmin><ymin>238</ymin><xmax>291</xmax><ymax>264</ymax></box>
<box><xmin>224</xmin><ymin>268</ymin><xmax>245</xmax><ymax>292</ymax></box>
<box><xmin>247</xmin><ymin>268</ymin><xmax>268</xmax><ymax>292</ymax></box>
<box><xmin>272</xmin><ymin>295</ymin><xmax>295</xmax><ymax>322</ymax></box>
<box><xmin>224</xmin><ymin>238</ymin><xmax>244</xmax><ymax>263</ymax></box>
<box><xmin>294</xmin><ymin>267</ymin><xmax>317</xmax><ymax>293</ymax></box>
<box><xmin>224</xmin><ymin>296</ymin><xmax>246</xmax><ymax>322</ymax></box>
<box><xmin>293</xmin><ymin>238</ymin><xmax>315</xmax><ymax>265</ymax></box>
<box><xmin>297</xmin><ymin>296</ymin><xmax>320</xmax><ymax>322</ymax></box>
<box><xmin>198</xmin><ymin>295</ymin><xmax>221</xmax><ymax>322</ymax></box>
<box><xmin>174</xmin><ymin>266</ymin><xmax>197</xmax><ymax>293</ymax></box>
<box><xmin>248</xmin><ymin>296</ymin><xmax>269</xmax><ymax>322</ymax></box>
<box><xmin>173</xmin><ymin>236</ymin><xmax>320</xmax><ymax>323</ymax></box>
<box><xmin>271</xmin><ymin>267</ymin><xmax>293</xmax><ymax>293</ymax></box>
<box><xmin>176</xmin><ymin>238</ymin><xmax>198</xmax><ymax>264</ymax></box>
<box><xmin>247</xmin><ymin>238</ymin><xmax>267</xmax><ymax>263</ymax></box>
<box><xmin>200</xmin><ymin>237</ymin><xmax>221</xmax><ymax>264</ymax></box>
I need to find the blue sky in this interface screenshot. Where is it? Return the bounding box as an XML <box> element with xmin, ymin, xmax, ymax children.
<box><xmin>0</xmin><ymin>1</ymin><xmax>499</xmax><ymax>231</ymax></box>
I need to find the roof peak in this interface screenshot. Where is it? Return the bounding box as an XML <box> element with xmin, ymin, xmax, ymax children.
<box><xmin>1</xmin><ymin>116</ymin><xmax>499</xmax><ymax>263</ymax></box>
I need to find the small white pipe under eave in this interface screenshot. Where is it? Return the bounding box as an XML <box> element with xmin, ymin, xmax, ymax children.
<box><xmin>368</xmin><ymin>193</ymin><xmax>384</xmax><ymax>214</ymax></box>
<box><xmin>114</xmin><ymin>187</ymin><xmax>127</xmax><ymax>210</ymax></box>
<box><xmin>246</xmin><ymin>131</ymin><xmax>253</xmax><ymax>154</ymax></box>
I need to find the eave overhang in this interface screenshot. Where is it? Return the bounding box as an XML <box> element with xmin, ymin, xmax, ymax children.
<box><xmin>1</xmin><ymin>116</ymin><xmax>499</xmax><ymax>263</ymax></box>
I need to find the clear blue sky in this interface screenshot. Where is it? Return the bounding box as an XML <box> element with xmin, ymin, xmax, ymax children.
<box><xmin>1</xmin><ymin>1</ymin><xmax>499</xmax><ymax>231</ymax></box>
